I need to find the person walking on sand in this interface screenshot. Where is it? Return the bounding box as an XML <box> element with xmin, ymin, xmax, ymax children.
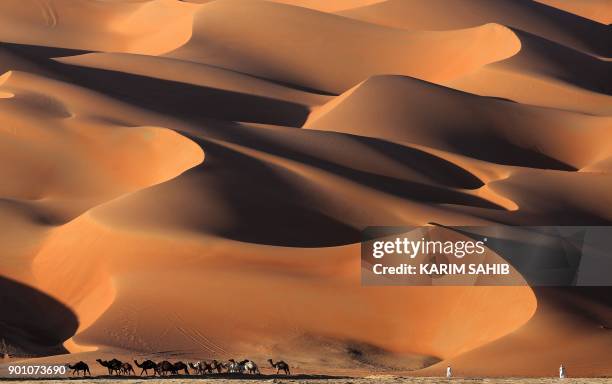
<box><xmin>446</xmin><ymin>365</ymin><xmax>452</xmax><ymax>378</ymax></box>
<box><xmin>559</xmin><ymin>363</ymin><xmax>566</xmax><ymax>379</ymax></box>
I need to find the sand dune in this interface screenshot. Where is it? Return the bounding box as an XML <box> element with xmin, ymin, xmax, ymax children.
<box><xmin>0</xmin><ymin>70</ymin><xmax>203</xmax><ymax>208</ymax></box>
<box><xmin>33</xmin><ymin>211</ymin><xmax>537</xmax><ymax>367</ymax></box>
<box><xmin>536</xmin><ymin>0</ymin><xmax>612</xmax><ymax>24</ymax></box>
<box><xmin>165</xmin><ymin>0</ymin><xmax>610</xmax><ymax>115</ymax></box>
<box><xmin>421</xmin><ymin>288</ymin><xmax>612</xmax><ymax>377</ymax></box>
<box><xmin>0</xmin><ymin>68</ymin><xmax>203</xmax><ymax>291</ymax></box>
<box><xmin>268</xmin><ymin>0</ymin><xmax>387</xmax><ymax>12</ymax></box>
<box><xmin>168</xmin><ymin>0</ymin><xmax>521</xmax><ymax>93</ymax></box>
<box><xmin>338</xmin><ymin>0</ymin><xmax>611</xmax><ymax>57</ymax></box>
<box><xmin>447</xmin><ymin>28</ymin><xmax>612</xmax><ymax>115</ymax></box>
<box><xmin>56</xmin><ymin>52</ymin><xmax>328</xmax><ymax>109</ymax></box>
<box><xmin>305</xmin><ymin>75</ymin><xmax>611</xmax><ymax>169</ymax></box>
<box><xmin>0</xmin><ymin>0</ymin><xmax>611</xmax><ymax>379</ymax></box>
<box><xmin>0</xmin><ymin>0</ymin><xmax>198</xmax><ymax>54</ymax></box>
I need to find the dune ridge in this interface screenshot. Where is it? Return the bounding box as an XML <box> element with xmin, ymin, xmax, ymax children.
<box><xmin>338</xmin><ymin>0</ymin><xmax>611</xmax><ymax>57</ymax></box>
<box><xmin>0</xmin><ymin>0</ymin><xmax>199</xmax><ymax>54</ymax></box>
<box><xmin>167</xmin><ymin>0</ymin><xmax>521</xmax><ymax>94</ymax></box>
<box><xmin>535</xmin><ymin>0</ymin><xmax>612</xmax><ymax>24</ymax></box>
<box><xmin>305</xmin><ymin>75</ymin><xmax>612</xmax><ymax>170</ymax></box>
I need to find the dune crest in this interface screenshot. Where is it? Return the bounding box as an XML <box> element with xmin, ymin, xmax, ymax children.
<box><xmin>338</xmin><ymin>0</ymin><xmax>611</xmax><ymax>57</ymax></box>
<box><xmin>535</xmin><ymin>0</ymin><xmax>612</xmax><ymax>24</ymax></box>
<box><xmin>168</xmin><ymin>0</ymin><xmax>521</xmax><ymax>93</ymax></box>
<box><xmin>0</xmin><ymin>0</ymin><xmax>200</xmax><ymax>54</ymax></box>
<box><xmin>267</xmin><ymin>0</ymin><xmax>387</xmax><ymax>12</ymax></box>
<box><xmin>305</xmin><ymin>75</ymin><xmax>611</xmax><ymax>170</ymax></box>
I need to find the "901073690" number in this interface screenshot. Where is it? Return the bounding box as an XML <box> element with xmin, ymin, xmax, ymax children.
<box><xmin>7</xmin><ymin>365</ymin><xmax>66</xmax><ymax>375</ymax></box>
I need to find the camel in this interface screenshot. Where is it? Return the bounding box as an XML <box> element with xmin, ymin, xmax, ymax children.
<box><xmin>134</xmin><ymin>359</ymin><xmax>157</xmax><ymax>376</ymax></box>
<box><xmin>212</xmin><ymin>359</ymin><xmax>224</xmax><ymax>373</ymax></box>
<box><xmin>203</xmin><ymin>361</ymin><xmax>215</xmax><ymax>374</ymax></box>
<box><xmin>226</xmin><ymin>359</ymin><xmax>241</xmax><ymax>373</ymax></box>
<box><xmin>268</xmin><ymin>359</ymin><xmax>290</xmax><ymax>375</ymax></box>
<box><xmin>155</xmin><ymin>360</ymin><xmax>174</xmax><ymax>376</ymax></box>
<box><xmin>96</xmin><ymin>359</ymin><xmax>123</xmax><ymax>375</ymax></box>
<box><xmin>172</xmin><ymin>361</ymin><xmax>190</xmax><ymax>375</ymax></box>
<box><xmin>189</xmin><ymin>361</ymin><xmax>213</xmax><ymax>375</ymax></box>
<box><xmin>120</xmin><ymin>362</ymin><xmax>136</xmax><ymax>376</ymax></box>
<box><xmin>240</xmin><ymin>359</ymin><xmax>260</xmax><ymax>374</ymax></box>
<box><xmin>66</xmin><ymin>361</ymin><xmax>90</xmax><ymax>376</ymax></box>
<box><xmin>188</xmin><ymin>362</ymin><xmax>204</xmax><ymax>375</ymax></box>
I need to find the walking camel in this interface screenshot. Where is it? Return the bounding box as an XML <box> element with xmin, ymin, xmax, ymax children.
<box><xmin>202</xmin><ymin>361</ymin><xmax>214</xmax><ymax>374</ymax></box>
<box><xmin>189</xmin><ymin>361</ymin><xmax>213</xmax><ymax>375</ymax></box>
<box><xmin>120</xmin><ymin>362</ymin><xmax>136</xmax><ymax>376</ymax></box>
<box><xmin>240</xmin><ymin>359</ymin><xmax>260</xmax><ymax>374</ymax></box>
<box><xmin>212</xmin><ymin>359</ymin><xmax>224</xmax><ymax>373</ymax></box>
<box><xmin>188</xmin><ymin>362</ymin><xmax>202</xmax><ymax>375</ymax></box>
<box><xmin>96</xmin><ymin>359</ymin><xmax>122</xmax><ymax>375</ymax></box>
<box><xmin>268</xmin><ymin>359</ymin><xmax>290</xmax><ymax>375</ymax></box>
<box><xmin>66</xmin><ymin>361</ymin><xmax>90</xmax><ymax>376</ymax></box>
<box><xmin>226</xmin><ymin>359</ymin><xmax>241</xmax><ymax>373</ymax></box>
<box><xmin>134</xmin><ymin>359</ymin><xmax>157</xmax><ymax>376</ymax></box>
<box><xmin>172</xmin><ymin>361</ymin><xmax>190</xmax><ymax>375</ymax></box>
<box><xmin>155</xmin><ymin>360</ymin><xmax>174</xmax><ymax>376</ymax></box>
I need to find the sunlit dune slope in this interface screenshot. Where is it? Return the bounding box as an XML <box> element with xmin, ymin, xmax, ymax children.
<box><xmin>266</xmin><ymin>0</ymin><xmax>387</xmax><ymax>12</ymax></box>
<box><xmin>0</xmin><ymin>69</ymin><xmax>204</xmax><ymax>352</ymax></box>
<box><xmin>33</xmin><ymin>209</ymin><xmax>537</xmax><ymax>367</ymax></box>
<box><xmin>166</xmin><ymin>0</ymin><xmax>610</xmax><ymax>116</ymax></box>
<box><xmin>0</xmin><ymin>69</ymin><xmax>203</xmax><ymax>290</ymax></box>
<box><xmin>338</xmin><ymin>0</ymin><xmax>610</xmax><ymax>57</ymax></box>
<box><xmin>305</xmin><ymin>75</ymin><xmax>612</xmax><ymax>170</ymax></box>
<box><xmin>168</xmin><ymin>0</ymin><xmax>521</xmax><ymax>93</ymax></box>
<box><xmin>447</xmin><ymin>28</ymin><xmax>612</xmax><ymax>115</ymax></box>
<box><xmin>0</xmin><ymin>0</ymin><xmax>198</xmax><ymax>54</ymax></box>
<box><xmin>420</xmin><ymin>287</ymin><xmax>612</xmax><ymax>377</ymax></box>
<box><xmin>0</xmin><ymin>71</ymin><xmax>203</xmax><ymax>215</ymax></box>
<box><xmin>536</xmin><ymin>0</ymin><xmax>612</xmax><ymax>24</ymax></box>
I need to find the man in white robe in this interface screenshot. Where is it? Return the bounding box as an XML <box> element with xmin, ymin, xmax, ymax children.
<box><xmin>559</xmin><ymin>364</ymin><xmax>566</xmax><ymax>379</ymax></box>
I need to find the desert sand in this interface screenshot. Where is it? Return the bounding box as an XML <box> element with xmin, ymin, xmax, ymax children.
<box><xmin>0</xmin><ymin>0</ymin><xmax>610</xmax><ymax>380</ymax></box>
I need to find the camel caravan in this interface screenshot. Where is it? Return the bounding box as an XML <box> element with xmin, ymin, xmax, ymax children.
<box><xmin>64</xmin><ymin>358</ymin><xmax>291</xmax><ymax>377</ymax></box>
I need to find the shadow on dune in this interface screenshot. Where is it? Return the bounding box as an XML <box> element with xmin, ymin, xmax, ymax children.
<box><xmin>0</xmin><ymin>42</ymin><xmax>91</xmax><ymax>62</ymax></box>
<box><xmin>0</xmin><ymin>276</ymin><xmax>78</xmax><ymax>356</ymax></box>
<box><xmin>549</xmin><ymin>287</ymin><xmax>612</xmax><ymax>329</ymax></box>
<box><xmin>0</xmin><ymin>42</ymin><xmax>310</xmax><ymax>127</ymax></box>
<box><xmin>522</xmin><ymin>0</ymin><xmax>611</xmax><ymax>57</ymax></box>
<box><xmin>100</xmin><ymin>134</ymin><xmax>504</xmax><ymax>248</ymax></box>
<box><xmin>214</xmin><ymin>123</ymin><xmax>486</xmax><ymax>190</ymax></box>
<box><xmin>443</xmin><ymin>130</ymin><xmax>577</xmax><ymax>172</ymax></box>
<box><xmin>533</xmin><ymin>286</ymin><xmax>612</xmax><ymax>332</ymax></box>
<box><xmin>0</xmin><ymin>42</ymin><xmax>91</xmax><ymax>75</ymax></box>
<box><xmin>500</xmin><ymin>28</ymin><xmax>612</xmax><ymax>95</ymax></box>
<box><xmin>191</xmin><ymin>135</ymin><xmax>503</xmax><ymax>209</ymax></box>
<box><xmin>163</xmin><ymin>138</ymin><xmax>363</xmax><ymax>247</ymax></box>
<box><xmin>305</xmin><ymin>75</ymin><xmax>581</xmax><ymax>171</ymax></box>
<box><xmin>54</xmin><ymin>63</ymin><xmax>310</xmax><ymax>126</ymax></box>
